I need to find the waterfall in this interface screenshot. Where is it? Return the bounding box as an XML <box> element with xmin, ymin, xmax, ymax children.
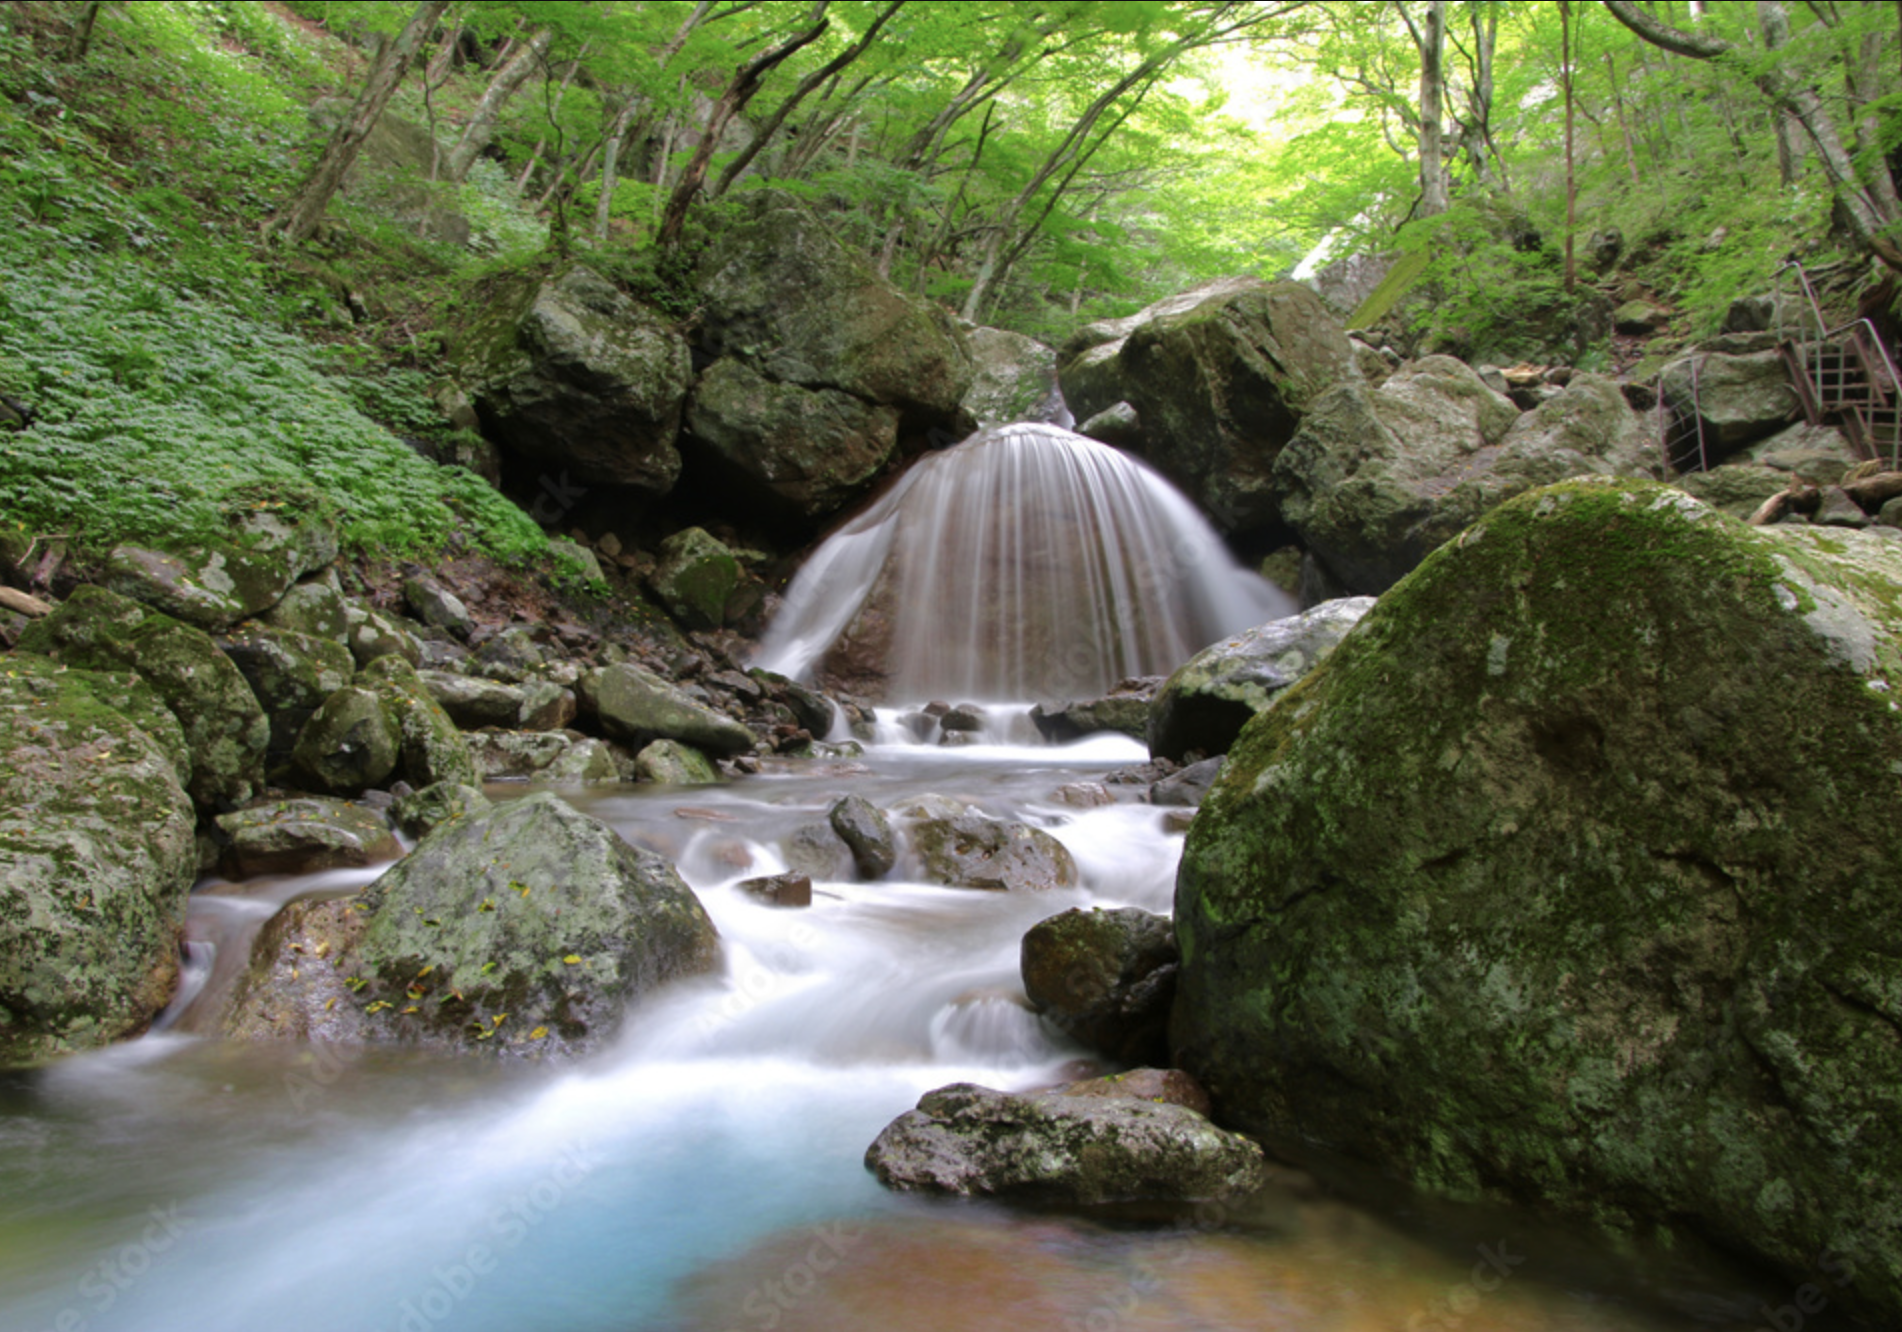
<box><xmin>754</xmin><ymin>423</ymin><xmax>1292</xmax><ymax>701</ymax></box>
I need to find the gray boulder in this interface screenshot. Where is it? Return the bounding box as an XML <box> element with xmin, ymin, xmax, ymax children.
<box><xmin>961</xmin><ymin>326</ymin><xmax>1062</xmax><ymax>428</ymax></box>
<box><xmin>292</xmin><ymin>686</ymin><xmax>399</xmax><ymax>795</ymax></box>
<box><xmin>216</xmin><ymin>798</ymin><xmax>400</xmax><ymax>878</ymax></box>
<box><xmin>262</xmin><ymin>574</ymin><xmax>350</xmax><ymax>641</ymax></box>
<box><xmin>0</xmin><ymin>657</ymin><xmax>197</xmax><ymax>1066</ymax></box>
<box><xmin>1175</xmin><ymin>478</ymin><xmax>1902</xmax><ymax>1328</ymax></box>
<box><xmin>455</xmin><ymin>265</ymin><xmax>692</xmax><ymax>492</ymax></box>
<box><xmin>466</xmin><ymin>730</ymin><xmax>630</xmax><ymax>784</ymax></box>
<box><xmin>633</xmin><ymin>739</ymin><xmax>719</xmax><ymax>785</ymax></box>
<box><xmin>1020</xmin><ymin>906</ymin><xmax>1178</xmax><ymax>1065</ymax></box>
<box><xmin>101</xmin><ymin>512</ymin><xmax>337</xmax><ymax>633</ymax></box>
<box><xmin>897</xmin><ymin>797</ymin><xmax>1077</xmax><ymax>892</ymax></box>
<box><xmin>391</xmin><ymin>781</ymin><xmax>490</xmax><ymax>839</ymax></box>
<box><xmin>1659</xmin><ymin>349</ymin><xmax>1801</xmax><ymax>462</ymax></box>
<box><xmin>1147</xmin><ymin>599</ymin><xmax>1374</xmax><ymax>762</ymax></box>
<box><xmin>220</xmin><ymin>625</ymin><xmax>355</xmax><ymax>763</ymax></box>
<box><xmin>419</xmin><ymin>669</ymin><xmax>575</xmax><ymax>732</ymax></box>
<box><xmin>685</xmin><ymin>359</ymin><xmax>900</xmax><ymax>524</ymax></box>
<box><xmin>865</xmin><ymin>1081</ymin><xmax>1265</xmax><ymax>1203</ymax></box>
<box><xmin>580</xmin><ymin>663</ymin><xmax>757</xmax><ymax>755</ymax></box>
<box><xmin>647</xmin><ymin>528</ymin><xmax>740</xmax><ymax>632</ymax></box>
<box><xmin>829</xmin><ymin>794</ymin><xmax>896</xmax><ymax>879</ymax></box>
<box><xmin>360</xmin><ymin>656</ymin><xmax>481</xmax><ymax>789</ymax></box>
<box><xmin>1031</xmin><ymin>678</ymin><xmax>1160</xmax><ymax>743</ymax></box>
<box><xmin>693</xmin><ymin>191</ymin><xmax>972</xmax><ymax>424</ymax></box>
<box><xmin>19</xmin><ymin>585</ymin><xmax>269</xmax><ymax>808</ymax></box>
<box><xmin>1275</xmin><ymin>362</ymin><xmax>1657</xmax><ymax>593</ymax></box>
<box><xmin>223</xmin><ymin>793</ymin><xmax>718</xmax><ymax>1058</ymax></box>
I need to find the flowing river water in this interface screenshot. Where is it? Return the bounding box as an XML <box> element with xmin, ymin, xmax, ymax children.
<box><xmin>0</xmin><ymin>727</ymin><xmax>1813</xmax><ymax>1332</ymax></box>
<box><xmin>0</xmin><ymin>424</ymin><xmax>1837</xmax><ymax>1330</ymax></box>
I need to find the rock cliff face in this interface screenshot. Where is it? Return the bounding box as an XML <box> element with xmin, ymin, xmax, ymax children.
<box><xmin>1174</xmin><ymin>479</ymin><xmax>1902</xmax><ymax>1328</ymax></box>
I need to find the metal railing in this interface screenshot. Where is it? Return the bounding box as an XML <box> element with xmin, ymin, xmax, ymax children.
<box><xmin>1773</xmin><ymin>260</ymin><xmax>1902</xmax><ymax>469</ymax></box>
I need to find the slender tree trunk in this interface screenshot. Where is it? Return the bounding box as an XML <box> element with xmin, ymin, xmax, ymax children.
<box><xmin>657</xmin><ymin>2</ymin><xmax>833</xmax><ymax>248</ymax></box>
<box><xmin>512</xmin><ymin>43</ymin><xmax>589</xmax><ymax>195</ymax></box>
<box><xmin>443</xmin><ymin>26</ymin><xmax>552</xmax><ymax>183</ymax></box>
<box><xmin>62</xmin><ymin>0</ymin><xmax>101</xmax><ymax>62</ymax></box>
<box><xmin>1562</xmin><ymin>1</ymin><xmax>1576</xmax><ymax>292</ymax></box>
<box><xmin>272</xmin><ymin>0</ymin><xmax>451</xmax><ymax>244</ymax></box>
<box><xmin>1414</xmin><ymin>0</ymin><xmax>1451</xmax><ymax>216</ymax></box>
<box><xmin>1603</xmin><ymin>51</ymin><xmax>1645</xmax><ymax>187</ymax></box>
<box><xmin>712</xmin><ymin>0</ymin><xmax>903</xmax><ymax>198</ymax></box>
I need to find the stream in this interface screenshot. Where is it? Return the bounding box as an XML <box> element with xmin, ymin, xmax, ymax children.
<box><xmin>0</xmin><ymin>725</ymin><xmax>1804</xmax><ymax>1332</ymax></box>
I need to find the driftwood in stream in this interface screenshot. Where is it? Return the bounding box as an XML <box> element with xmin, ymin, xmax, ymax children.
<box><xmin>1746</xmin><ymin>483</ymin><xmax>1821</xmax><ymax>526</ymax></box>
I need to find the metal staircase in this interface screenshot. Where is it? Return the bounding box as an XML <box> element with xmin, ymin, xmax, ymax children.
<box><xmin>1775</xmin><ymin>262</ymin><xmax>1902</xmax><ymax>468</ymax></box>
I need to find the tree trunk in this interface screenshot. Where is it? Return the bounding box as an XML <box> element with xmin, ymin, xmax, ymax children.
<box><xmin>272</xmin><ymin>0</ymin><xmax>452</xmax><ymax>244</ymax></box>
<box><xmin>1561</xmin><ymin>1</ymin><xmax>1576</xmax><ymax>293</ymax></box>
<box><xmin>1603</xmin><ymin>0</ymin><xmax>1902</xmax><ymax>273</ymax></box>
<box><xmin>443</xmin><ymin>26</ymin><xmax>553</xmax><ymax>183</ymax></box>
<box><xmin>512</xmin><ymin>43</ymin><xmax>589</xmax><ymax>195</ymax></box>
<box><xmin>711</xmin><ymin>0</ymin><xmax>903</xmax><ymax>198</ymax></box>
<box><xmin>1414</xmin><ymin>0</ymin><xmax>1450</xmax><ymax>216</ymax></box>
<box><xmin>61</xmin><ymin>0</ymin><xmax>101</xmax><ymax>62</ymax></box>
<box><xmin>657</xmin><ymin>2</ymin><xmax>833</xmax><ymax>249</ymax></box>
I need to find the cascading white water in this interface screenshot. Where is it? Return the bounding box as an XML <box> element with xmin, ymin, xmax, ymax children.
<box><xmin>754</xmin><ymin>423</ymin><xmax>1292</xmax><ymax>702</ymax></box>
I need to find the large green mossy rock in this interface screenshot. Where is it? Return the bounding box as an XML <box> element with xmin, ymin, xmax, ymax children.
<box><xmin>693</xmin><ymin>192</ymin><xmax>972</xmax><ymax>421</ymax></box>
<box><xmin>19</xmin><ymin>585</ymin><xmax>268</xmax><ymax>809</ymax></box>
<box><xmin>647</xmin><ymin>527</ymin><xmax>740</xmax><ymax>631</ymax></box>
<box><xmin>100</xmin><ymin>511</ymin><xmax>338</xmax><ymax>633</ymax></box>
<box><xmin>0</xmin><ymin>656</ymin><xmax>197</xmax><ymax>1066</ymax></box>
<box><xmin>221</xmin><ymin>793</ymin><xmax>719</xmax><ymax>1058</ymax></box>
<box><xmin>1173</xmin><ymin>479</ymin><xmax>1902</xmax><ymax>1326</ymax></box>
<box><xmin>454</xmin><ymin>265</ymin><xmax>692</xmax><ymax>493</ymax></box>
<box><xmin>685</xmin><ymin>358</ymin><xmax>900</xmax><ymax>524</ymax></box>
<box><xmin>579</xmin><ymin>662</ymin><xmax>757</xmax><ymax>756</ymax></box>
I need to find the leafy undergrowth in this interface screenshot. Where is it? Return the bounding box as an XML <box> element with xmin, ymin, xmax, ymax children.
<box><xmin>0</xmin><ymin>3</ymin><xmax>546</xmax><ymax>563</ymax></box>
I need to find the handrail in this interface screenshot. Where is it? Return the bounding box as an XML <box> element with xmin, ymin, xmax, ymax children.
<box><xmin>1655</xmin><ymin>351</ymin><xmax>1709</xmax><ymax>475</ymax></box>
<box><xmin>1772</xmin><ymin>260</ymin><xmax>1902</xmax><ymax>468</ymax></box>
<box><xmin>1774</xmin><ymin>260</ymin><xmax>1830</xmax><ymax>346</ymax></box>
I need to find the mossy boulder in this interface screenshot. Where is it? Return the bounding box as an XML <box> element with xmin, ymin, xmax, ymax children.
<box><xmin>1020</xmin><ymin>906</ymin><xmax>1178</xmax><ymax>1066</ymax></box>
<box><xmin>0</xmin><ymin>656</ymin><xmax>197</xmax><ymax>1066</ymax></box>
<box><xmin>865</xmin><ymin>1081</ymin><xmax>1265</xmax><ymax>1204</ymax></box>
<box><xmin>1147</xmin><ymin>598</ymin><xmax>1374</xmax><ymax>762</ymax></box>
<box><xmin>961</xmin><ymin>326</ymin><xmax>1062</xmax><ymax>429</ymax></box>
<box><xmin>19</xmin><ymin>585</ymin><xmax>268</xmax><ymax>808</ymax></box>
<box><xmin>292</xmin><ymin>685</ymin><xmax>399</xmax><ymax>795</ymax></box>
<box><xmin>1117</xmin><ymin>279</ymin><xmax>1358</xmax><ymax>535</ymax></box>
<box><xmin>223</xmin><ymin>793</ymin><xmax>719</xmax><ymax>1058</ymax></box>
<box><xmin>220</xmin><ymin>625</ymin><xmax>355</xmax><ymax>764</ymax></box>
<box><xmin>685</xmin><ymin>358</ymin><xmax>901</xmax><ymax>525</ymax></box>
<box><xmin>392</xmin><ymin>781</ymin><xmax>490</xmax><ymax>839</ymax></box>
<box><xmin>579</xmin><ymin>662</ymin><xmax>757</xmax><ymax>756</ymax></box>
<box><xmin>633</xmin><ymin>739</ymin><xmax>719</xmax><ymax>785</ymax></box>
<box><xmin>896</xmin><ymin>796</ymin><xmax>1077</xmax><ymax>892</ymax></box>
<box><xmin>1275</xmin><ymin>362</ymin><xmax>1656</xmax><ymax>594</ymax></box>
<box><xmin>455</xmin><ymin>265</ymin><xmax>692</xmax><ymax>493</ymax></box>
<box><xmin>647</xmin><ymin>528</ymin><xmax>741</xmax><ymax>631</ymax></box>
<box><xmin>262</xmin><ymin>573</ymin><xmax>351</xmax><ymax>642</ymax></box>
<box><xmin>1173</xmin><ymin>478</ymin><xmax>1902</xmax><ymax>1328</ymax></box>
<box><xmin>215</xmin><ymin>797</ymin><xmax>400</xmax><ymax>878</ymax></box>
<box><xmin>100</xmin><ymin>512</ymin><xmax>338</xmax><ymax>634</ymax></box>
<box><xmin>693</xmin><ymin>191</ymin><xmax>972</xmax><ymax>424</ymax></box>
<box><xmin>360</xmin><ymin>656</ymin><xmax>481</xmax><ymax>790</ymax></box>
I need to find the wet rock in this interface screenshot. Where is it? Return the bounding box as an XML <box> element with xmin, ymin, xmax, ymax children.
<box><xmin>1021</xmin><ymin>906</ymin><xmax>1178</xmax><ymax>1066</ymax></box>
<box><xmin>19</xmin><ymin>584</ymin><xmax>269</xmax><ymax>808</ymax></box>
<box><xmin>1175</xmin><ymin>478</ymin><xmax>1902</xmax><ymax>1327</ymax></box>
<box><xmin>391</xmin><ymin>781</ymin><xmax>490</xmax><ymax>839</ymax></box>
<box><xmin>1055</xmin><ymin>1068</ymin><xmax>1212</xmax><ymax>1118</ymax></box>
<box><xmin>101</xmin><ymin>513</ymin><xmax>337</xmax><ymax>633</ymax></box>
<box><xmin>0</xmin><ymin>657</ymin><xmax>197</xmax><ymax>1066</ymax></box>
<box><xmin>466</xmin><ymin>730</ymin><xmax>628</xmax><ymax>784</ymax></box>
<box><xmin>1150</xmin><ymin>757</ymin><xmax>1224</xmax><ymax>808</ymax></box>
<box><xmin>938</xmin><ymin>704</ymin><xmax>985</xmax><ymax>732</ymax></box>
<box><xmin>548</xmin><ymin>538</ymin><xmax>605</xmax><ymax>587</ymax></box>
<box><xmin>1052</xmin><ymin>782</ymin><xmax>1114</xmax><ymax>809</ymax></box>
<box><xmin>468</xmin><ymin>627</ymin><xmax>545</xmax><ymax>683</ymax></box>
<box><xmin>685</xmin><ymin>359</ymin><xmax>900</xmax><ymax>524</ymax></box>
<box><xmin>864</xmin><ymin>1081</ymin><xmax>1264</xmax><ymax>1203</ymax></box>
<box><xmin>1161</xmin><ymin>809</ymin><xmax>1196</xmax><ymax>834</ymax></box>
<box><xmin>454</xmin><ymin>265</ymin><xmax>691</xmax><ymax>493</ymax></box>
<box><xmin>419</xmin><ymin>670</ymin><xmax>574</xmax><ymax>732</ymax></box>
<box><xmin>216</xmin><ymin>798</ymin><xmax>400</xmax><ymax>878</ymax></box>
<box><xmin>897</xmin><ymin>798</ymin><xmax>1078</xmax><ymax>892</ymax></box>
<box><xmin>738</xmin><ymin>873</ymin><xmax>812</xmax><ymax>908</ymax></box>
<box><xmin>782</xmin><ymin>820</ymin><xmax>854</xmax><ymax>880</ymax></box>
<box><xmin>580</xmin><ymin>662</ymin><xmax>757</xmax><ymax>756</ymax></box>
<box><xmin>1148</xmin><ymin>598</ymin><xmax>1373</xmax><ymax>763</ymax></box>
<box><xmin>292</xmin><ymin>686</ymin><xmax>399</xmax><ymax>795</ymax></box>
<box><xmin>1031</xmin><ymin>678</ymin><xmax>1160</xmax><ymax>743</ymax></box>
<box><xmin>961</xmin><ymin>326</ymin><xmax>1062</xmax><ymax>429</ymax></box>
<box><xmin>225</xmin><ymin>793</ymin><xmax>718</xmax><ymax>1058</ymax></box>
<box><xmin>648</xmin><ymin>528</ymin><xmax>740</xmax><ymax>632</ymax></box>
<box><xmin>829</xmin><ymin>794</ymin><xmax>896</xmax><ymax>879</ymax></box>
<box><xmin>1074</xmin><ymin>400</ymin><xmax>1142</xmax><ymax>450</ymax></box>
<box><xmin>360</xmin><ymin>656</ymin><xmax>480</xmax><ymax>790</ymax></box>
<box><xmin>220</xmin><ymin>625</ymin><xmax>356</xmax><ymax>764</ymax></box>
<box><xmin>634</xmin><ymin>739</ymin><xmax>719</xmax><ymax>785</ymax></box>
